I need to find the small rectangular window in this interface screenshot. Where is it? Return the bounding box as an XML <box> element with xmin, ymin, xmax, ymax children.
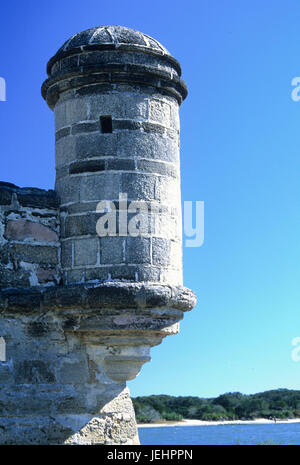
<box><xmin>100</xmin><ymin>115</ymin><xmax>113</xmax><ymax>133</ymax></box>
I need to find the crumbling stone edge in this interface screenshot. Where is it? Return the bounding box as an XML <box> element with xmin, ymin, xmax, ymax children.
<box><xmin>0</xmin><ymin>281</ymin><xmax>196</xmax><ymax>313</ymax></box>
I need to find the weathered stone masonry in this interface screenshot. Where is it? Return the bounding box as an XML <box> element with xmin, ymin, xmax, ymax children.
<box><xmin>0</xmin><ymin>183</ymin><xmax>60</xmax><ymax>288</ymax></box>
<box><xmin>0</xmin><ymin>26</ymin><xmax>196</xmax><ymax>444</ymax></box>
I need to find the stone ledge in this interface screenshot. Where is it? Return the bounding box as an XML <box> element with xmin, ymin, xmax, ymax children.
<box><xmin>42</xmin><ymin>65</ymin><xmax>187</xmax><ymax>109</ymax></box>
<box><xmin>47</xmin><ymin>40</ymin><xmax>182</xmax><ymax>76</ymax></box>
<box><xmin>0</xmin><ymin>282</ymin><xmax>196</xmax><ymax>384</ymax></box>
<box><xmin>0</xmin><ymin>182</ymin><xmax>59</xmax><ymax>209</ymax></box>
<box><xmin>0</xmin><ymin>282</ymin><xmax>196</xmax><ymax>313</ymax></box>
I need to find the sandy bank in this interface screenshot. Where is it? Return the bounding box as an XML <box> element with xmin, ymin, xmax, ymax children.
<box><xmin>137</xmin><ymin>418</ymin><xmax>300</xmax><ymax>428</ymax></box>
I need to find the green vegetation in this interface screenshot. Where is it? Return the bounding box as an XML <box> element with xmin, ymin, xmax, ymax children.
<box><xmin>132</xmin><ymin>389</ymin><xmax>300</xmax><ymax>423</ymax></box>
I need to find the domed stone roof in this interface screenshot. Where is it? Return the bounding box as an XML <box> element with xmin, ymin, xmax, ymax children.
<box><xmin>47</xmin><ymin>25</ymin><xmax>177</xmax><ymax>75</ymax></box>
<box><xmin>43</xmin><ymin>25</ymin><xmax>187</xmax><ymax>108</ymax></box>
<box><xmin>57</xmin><ymin>25</ymin><xmax>171</xmax><ymax>56</ymax></box>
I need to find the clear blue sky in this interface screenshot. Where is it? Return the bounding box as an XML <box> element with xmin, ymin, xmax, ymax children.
<box><xmin>1</xmin><ymin>0</ymin><xmax>300</xmax><ymax>398</ymax></box>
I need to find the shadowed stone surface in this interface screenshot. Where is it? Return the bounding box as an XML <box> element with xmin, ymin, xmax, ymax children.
<box><xmin>5</xmin><ymin>219</ymin><xmax>58</xmax><ymax>242</ymax></box>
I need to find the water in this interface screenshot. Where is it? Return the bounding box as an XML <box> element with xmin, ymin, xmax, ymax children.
<box><xmin>138</xmin><ymin>422</ymin><xmax>300</xmax><ymax>445</ymax></box>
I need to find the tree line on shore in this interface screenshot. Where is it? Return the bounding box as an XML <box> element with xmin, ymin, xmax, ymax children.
<box><xmin>132</xmin><ymin>389</ymin><xmax>300</xmax><ymax>423</ymax></box>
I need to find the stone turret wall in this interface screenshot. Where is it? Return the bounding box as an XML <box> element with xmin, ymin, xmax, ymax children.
<box><xmin>0</xmin><ymin>182</ymin><xmax>139</xmax><ymax>444</ymax></box>
<box><xmin>55</xmin><ymin>89</ymin><xmax>182</xmax><ymax>286</ymax></box>
<box><xmin>0</xmin><ymin>183</ymin><xmax>61</xmax><ymax>289</ymax></box>
<box><xmin>0</xmin><ymin>289</ymin><xmax>139</xmax><ymax>444</ymax></box>
<box><xmin>0</xmin><ymin>26</ymin><xmax>196</xmax><ymax>445</ymax></box>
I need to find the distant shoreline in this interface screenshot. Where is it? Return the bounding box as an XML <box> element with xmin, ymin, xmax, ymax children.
<box><xmin>137</xmin><ymin>418</ymin><xmax>300</xmax><ymax>428</ymax></box>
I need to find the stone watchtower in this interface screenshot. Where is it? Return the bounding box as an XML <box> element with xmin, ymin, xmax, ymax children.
<box><xmin>0</xmin><ymin>26</ymin><xmax>196</xmax><ymax>444</ymax></box>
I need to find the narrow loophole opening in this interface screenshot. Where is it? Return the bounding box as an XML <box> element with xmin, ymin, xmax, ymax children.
<box><xmin>100</xmin><ymin>115</ymin><xmax>113</xmax><ymax>133</ymax></box>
